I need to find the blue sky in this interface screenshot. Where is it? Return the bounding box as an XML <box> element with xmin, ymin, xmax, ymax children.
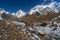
<box><xmin>0</xmin><ymin>0</ymin><xmax>60</xmax><ymax>13</ymax></box>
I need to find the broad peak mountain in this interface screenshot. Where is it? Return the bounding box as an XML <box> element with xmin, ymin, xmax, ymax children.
<box><xmin>29</xmin><ymin>2</ymin><xmax>59</xmax><ymax>15</ymax></box>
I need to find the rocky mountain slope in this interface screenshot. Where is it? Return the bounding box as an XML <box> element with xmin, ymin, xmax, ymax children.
<box><xmin>0</xmin><ymin>12</ymin><xmax>60</xmax><ymax>40</ymax></box>
<box><xmin>0</xmin><ymin>10</ymin><xmax>59</xmax><ymax>40</ymax></box>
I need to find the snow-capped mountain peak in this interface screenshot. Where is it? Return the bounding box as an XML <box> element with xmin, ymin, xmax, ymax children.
<box><xmin>0</xmin><ymin>8</ymin><xmax>5</xmax><ymax>14</ymax></box>
<box><xmin>0</xmin><ymin>8</ymin><xmax>10</xmax><ymax>15</ymax></box>
<box><xmin>29</xmin><ymin>5</ymin><xmax>48</xmax><ymax>15</ymax></box>
<box><xmin>15</xmin><ymin>10</ymin><xmax>26</xmax><ymax>18</ymax></box>
<box><xmin>29</xmin><ymin>2</ymin><xmax>60</xmax><ymax>15</ymax></box>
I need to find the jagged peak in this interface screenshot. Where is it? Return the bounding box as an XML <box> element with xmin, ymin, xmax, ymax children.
<box><xmin>15</xmin><ymin>9</ymin><xmax>26</xmax><ymax>18</ymax></box>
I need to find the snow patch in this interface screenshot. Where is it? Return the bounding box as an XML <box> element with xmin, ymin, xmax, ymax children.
<box><xmin>12</xmin><ymin>21</ymin><xmax>26</xmax><ymax>26</ymax></box>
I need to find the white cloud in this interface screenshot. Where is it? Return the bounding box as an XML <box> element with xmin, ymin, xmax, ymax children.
<box><xmin>42</xmin><ymin>0</ymin><xmax>48</xmax><ymax>5</ymax></box>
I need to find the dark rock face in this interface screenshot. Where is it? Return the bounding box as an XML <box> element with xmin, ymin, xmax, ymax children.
<box><xmin>31</xmin><ymin>11</ymin><xmax>40</xmax><ymax>16</ymax></box>
<box><xmin>34</xmin><ymin>12</ymin><xmax>40</xmax><ymax>16</ymax></box>
<box><xmin>40</xmin><ymin>23</ymin><xmax>47</xmax><ymax>26</ymax></box>
<box><xmin>1</xmin><ymin>13</ymin><xmax>13</xmax><ymax>19</ymax></box>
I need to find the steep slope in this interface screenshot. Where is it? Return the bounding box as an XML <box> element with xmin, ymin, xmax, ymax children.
<box><xmin>0</xmin><ymin>8</ymin><xmax>14</xmax><ymax>19</ymax></box>
<box><xmin>1</xmin><ymin>13</ymin><xmax>14</xmax><ymax>19</ymax></box>
<box><xmin>0</xmin><ymin>8</ymin><xmax>5</xmax><ymax>19</ymax></box>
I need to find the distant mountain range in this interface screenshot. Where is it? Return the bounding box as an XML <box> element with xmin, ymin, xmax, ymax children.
<box><xmin>0</xmin><ymin>2</ymin><xmax>59</xmax><ymax>20</ymax></box>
